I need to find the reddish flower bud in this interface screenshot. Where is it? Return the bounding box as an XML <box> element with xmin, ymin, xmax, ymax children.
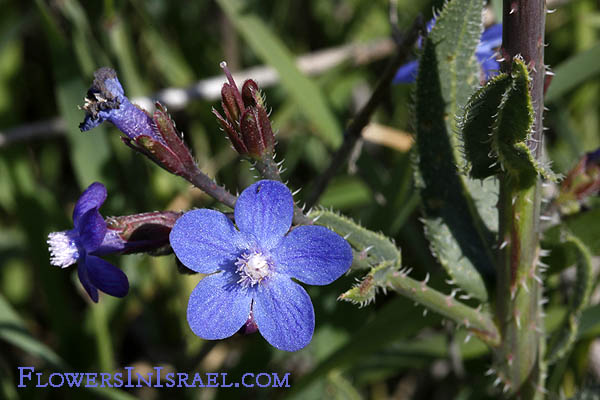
<box><xmin>214</xmin><ymin>62</ymin><xmax>275</xmax><ymax>159</ymax></box>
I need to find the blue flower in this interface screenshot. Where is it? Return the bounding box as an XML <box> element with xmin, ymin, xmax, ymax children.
<box><xmin>169</xmin><ymin>180</ymin><xmax>353</xmax><ymax>351</ymax></box>
<box><xmin>79</xmin><ymin>68</ymin><xmax>165</xmax><ymax>145</ymax></box>
<box><xmin>47</xmin><ymin>182</ymin><xmax>128</xmax><ymax>302</ymax></box>
<box><xmin>393</xmin><ymin>23</ymin><xmax>502</xmax><ymax>84</ymax></box>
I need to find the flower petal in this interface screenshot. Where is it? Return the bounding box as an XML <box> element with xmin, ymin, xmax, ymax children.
<box><xmin>253</xmin><ymin>274</ymin><xmax>314</xmax><ymax>351</ymax></box>
<box><xmin>272</xmin><ymin>225</ymin><xmax>353</xmax><ymax>285</ymax></box>
<box><xmin>78</xmin><ymin>209</ymin><xmax>107</xmax><ymax>252</ymax></box>
<box><xmin>73</xmin><ymin>182</ymin><xmax>107</xmax><ymax>225</ymax></box>
<box><xmin>170</xmin><ymin>209</ymin><xmax>247</xmax><ymax>274</ymax></box>
<box><xmin>77</xmin><ymin>261</ymin><xmax>99</xmax><ymax>302</ymax></box>
<box><xmin>187</xmin><ymin>272</ymin><xmax>252</xmax><ymax>339</ymax></box>
<box><xmin>234</xmin><ymin>180</ymin><xmax>293</xmax><ymax>250</ymax></box>
<box><xmin>85</xmin><ymin>255</ymin><xmax>129</xmax><ymax>298</ymax></box>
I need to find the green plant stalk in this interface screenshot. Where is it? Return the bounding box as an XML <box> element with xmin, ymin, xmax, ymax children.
<box><xmin>496</xmin><ymin>181</ymin><xmax>543</xmax><ymax>397</ymax></box>
<box><xmin>496</xmin><ymin>1</ymin><xmax>547</xmax><ymax>397</ymax></box>
<box><xmin>387</xmin><ymin>272</ymin><xmax>500</xmax><ymax>347</ymax></box>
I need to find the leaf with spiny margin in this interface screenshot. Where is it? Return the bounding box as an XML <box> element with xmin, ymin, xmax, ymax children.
<box><xmin>414</xmin><ymin>0</ymin><xmax>494</xmax><ymax>301</ymax></box>
<box><xmin>460</xmin><ymin>73</ymin><xmax>511</xmax><ymax>179</ymax></box>
<box><xmin>309</xmin><ymin>209</ymin><xmax>400</xmax><ymax>270</ymax></box>
<box><xmin>493</xmin><ymin>58</ymin><xmax>534</xmax><ymax>146</ymax></box>
<box><xmin>546</xmin><ymin>235</ymin><xmax>593</xmax><ymax>364</ymax></box>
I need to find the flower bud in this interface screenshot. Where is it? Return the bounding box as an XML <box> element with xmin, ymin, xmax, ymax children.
<box><xmin>106</xmin><ymin>211</ymin><xmax>182</xmax><ymax>255</ymax></box>
<box><xmin>213</xmin><ymin>62</ymin><xmax>275</xmax><ymax>159</ymax></box>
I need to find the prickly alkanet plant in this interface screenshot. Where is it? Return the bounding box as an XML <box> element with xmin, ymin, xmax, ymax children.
<box><xmin>312</xmin><ymin>0</ymin><xmax>596</xmax><ymax>398</ymax></box>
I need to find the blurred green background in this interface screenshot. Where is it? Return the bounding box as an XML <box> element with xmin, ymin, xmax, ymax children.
<box><xmin>1</xmin><ymin>0</ymin><xmax>599</xmax><ymax>399</ymax></box>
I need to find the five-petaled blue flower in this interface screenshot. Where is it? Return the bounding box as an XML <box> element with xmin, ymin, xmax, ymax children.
<box><xmin>394</xmin><ymin>23</ymin><xmax>502</xmax><ymax>84</ymax></box>
<box><xmin>47</xmin><ymin>182</ymin><xmax>129</xmax><ymax>302</ymax></box>
<box><xmin>170</xmin><ymin>180</ymin><xmax>353</xmax><ymax>352</ymax></box>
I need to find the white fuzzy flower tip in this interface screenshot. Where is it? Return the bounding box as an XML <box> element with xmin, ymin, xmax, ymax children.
<box><xmin>47</xmin><ymin>231</ymin><xmax>79</xmax><ymax>268</ymax></box>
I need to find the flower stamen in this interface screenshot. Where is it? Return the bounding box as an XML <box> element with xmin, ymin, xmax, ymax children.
<box><xmin>47</xmin><ymin>231</ymin><xmax>79</xmax><ymax>268</ymax></box>
<box><xmin>235</xmin><ymin>251</ymin><xmax>272</xmax><ymax>288</ymax></box>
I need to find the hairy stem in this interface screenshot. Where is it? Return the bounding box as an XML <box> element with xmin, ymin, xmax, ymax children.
<box><xmin>496</xmin><ymin>1</ymin><xmax>546</xmax><ymax>398</ymax></box>
<box><xmin>387</xmin><ymin>273</ymin><xmax>500</xmax><ymax>347</ymax></box>
<box><xmin>188</xmin><ymin>169</ymin><xmax>238</xmax><ymax>209</ymax></box>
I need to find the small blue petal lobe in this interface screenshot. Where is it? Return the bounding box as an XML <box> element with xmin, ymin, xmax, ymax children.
<box><xmin>234</xmin><ymin>180</ymin><xmax>293</xmax><ymax>250</ymax></box>
<box><xmin>393</xmin><ymin>60</ymin><xmax>418</xmax><ymax>84</ymax></box>
<box><xmin>253</xmin><ymin>274</ymin><xmax>314</xmax><ymax>352</ymax></box>
<box><xmin>187</xmin><ymin>272</ymin><xmax>252</xmax><ymax>340</ymax></box>
<box><xmin>170</xmin><ymin>209</ymin><xmax>247</xmax><ymax>274</ymax></box>
<box><xmin>77</xmin><ymin>261</ymin><xmax>99</xmax><ymax>302</ymax></box>
<box><xmin>73</xmin><ymin>182</ymin><xmax>107</xmax><ymax>224</ymax></box>
<box><xmin>273</xmin><ymin>225</ymin><xmax>353</xmax><ymax>285</ymax></box>
<box><xmin>85</xmin><ymin>255</ymin><xmax>129</xmax><ymax>298</ymax></box>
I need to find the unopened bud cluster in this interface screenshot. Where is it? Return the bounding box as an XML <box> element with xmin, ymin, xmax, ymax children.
<box><xmin>213</xmin><ymin>62</ymin><xmax>275</xmax><ymax>159</ymax></box>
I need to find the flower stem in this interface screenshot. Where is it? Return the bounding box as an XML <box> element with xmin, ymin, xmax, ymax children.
<box><xmin>187</xmin><ymin>168</ymin><xmax>237</xmax><ymax>209</ymax></box>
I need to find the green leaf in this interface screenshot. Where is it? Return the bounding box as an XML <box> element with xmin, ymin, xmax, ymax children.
<box><xmin>414</xmin><ymin>0</ymin><xmax>493</xmax><ymax>301</ymax></box>
<box><xmin>216</xmin><ymin>0</ymin><xmax>342</xmax><ymax>148</ymax></box>
<box><xmin>460</xmin><ymin>73</ymin><xmax>511</xmax><ymax>179</ymax></box>
<box><xmin>0</xmin><ymin>293</ymin><xmax>67</xmax><ymax>369</ymax></box>
<box><xmin>545</xmin><ymin>43</ymin><xmax>600</xmax><ymax>103</ymax></box>
<box><xmin>36</xmin><ymin>0</ymin><xmax>110</xmax><ymax>187</ymax></box>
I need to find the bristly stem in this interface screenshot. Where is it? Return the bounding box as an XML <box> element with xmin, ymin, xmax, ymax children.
<box><xmin>305</xmin><ymin>16</ymin><xmax>423</xmax><ymax>209</ymax></box>
<box><xmin>496</xmin><ymin>1</ymin><xmax>546</xmax><ymax>398</ymax></box>
<box><xmin>188</xmin><ymin>169</ymin><xmax>238</xmax><ymax>209</ymax></box>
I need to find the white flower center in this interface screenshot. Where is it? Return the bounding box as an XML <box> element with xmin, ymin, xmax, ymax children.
<box><xmin>235</xmin><ymin>251</ymin><xmax>272</xmax><ymax>287</ymax></box>
<box><xmin>47</xmin><ymin>231</ymin><xmax>79</xmax><ymax>268</ymax></box>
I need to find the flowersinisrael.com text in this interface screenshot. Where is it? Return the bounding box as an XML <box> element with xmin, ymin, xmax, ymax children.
<box><xmin>18</xmin><ymin>367</ymin><xmax>290</xmax><ymax>389</ymax></box>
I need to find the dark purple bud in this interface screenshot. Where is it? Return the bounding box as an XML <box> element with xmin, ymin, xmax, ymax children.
<box><xmin>241</xmin><ymin>79</ymin><xmax>261</xmax><ymax>108</ymax></box>
<box><xmin>212</xmin><ymin>107</ymin><xmax>248</xmax><ymax>155</ymax></box>
<box><xmin>240</xmin><ymin>107</ymin><xmax>274</xmax><ymax>158</ymax></box>
<box><xmin>153</xmin><ymin>103</ymin><xmax>197</xmax><ymax>172</ymax></box>
<box><xmin>105</xmin><ymin>211</ymin><xmax>182</xmax><ymax>255</ymax></box>
<box><xmin>221</xmin><ymin>84</ymin><xmax>242</xmax><ymax>124</ymax></box>
<box><xmin>134</xmin><ymin>135</ymin><xmax>188</xmax><ymax>177</ymax></box>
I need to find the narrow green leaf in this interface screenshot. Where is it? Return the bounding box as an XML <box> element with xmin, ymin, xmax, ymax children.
<box><xmin>460</xmin><ymin>73</ymin><xmax>511</xmax><ymax>179</ymax></box>
<box><xmin>217</xmin><ymin>0</ymin><xmax>342</xmax><ymax>148</ymax></box>
<box><xmin>36</xmin><ymin>0</ymin><xmax>111</xmax><ymax>187</ymax></box>
<box><xmin>545</xmin><ymin>43</ymin><xmax>600</xmax><ymax>103</ymax></box>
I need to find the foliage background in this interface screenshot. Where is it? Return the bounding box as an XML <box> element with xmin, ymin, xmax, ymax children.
<box><xmin>0</xmin><ymin>0</ymin><xmax>599</xmax><ymax>398</ymax></box>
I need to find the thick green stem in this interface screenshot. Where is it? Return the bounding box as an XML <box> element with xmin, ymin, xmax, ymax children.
<box><xmin>496</xmin><ymin>1</ymin><xmax>547</xmax><ymax>397</ymax></box>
